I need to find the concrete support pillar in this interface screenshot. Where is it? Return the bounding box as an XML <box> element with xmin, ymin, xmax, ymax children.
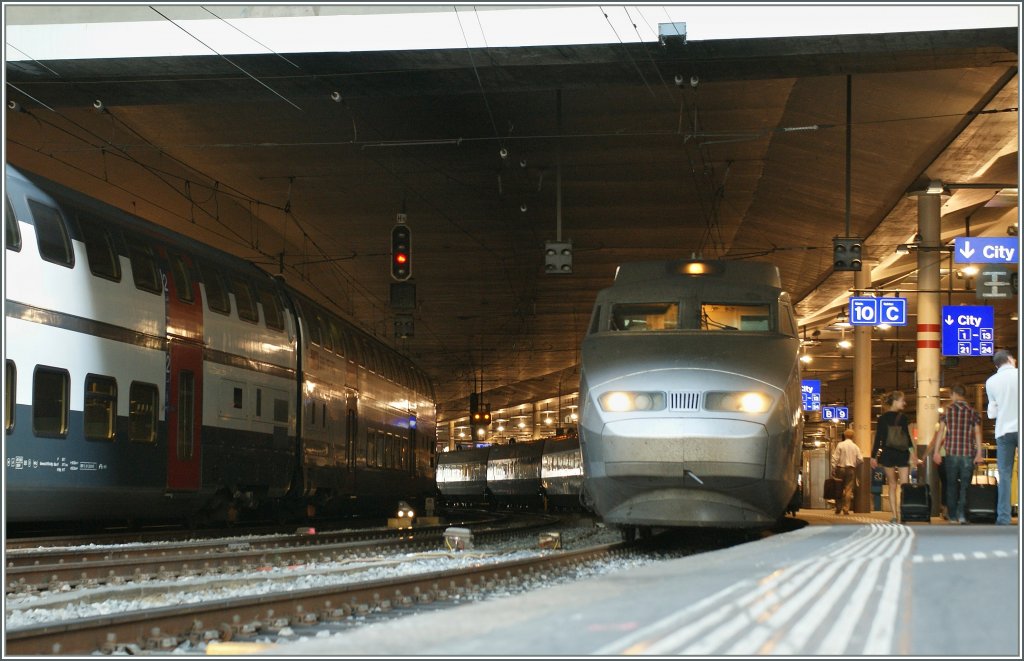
<box><xmin>915</xmin><ymin>187</ymin><xmax>943</xmax><ymax>513</ymax></box>
<box><xmin>853</xmin><ymin>265</ymin><xmax>874</xmax><ymax>512</ymax></box>
<box><xmin>853</xmin><ymin>264</ymin><xmax>874</xmax><ymax>458</ymax></box>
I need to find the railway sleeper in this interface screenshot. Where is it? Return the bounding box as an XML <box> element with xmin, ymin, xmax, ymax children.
<box><xmin>145</xmin><ymin>627</ymin><xmax>180</xmax><ymax>651</ymax></box>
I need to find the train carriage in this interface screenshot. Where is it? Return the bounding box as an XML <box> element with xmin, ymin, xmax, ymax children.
<box><xmin>4</xmin><ymin>164</ymin><xmax>436</xmax><ymax>526</ymax></box>
<box><xmin>578</xmin><ymin>259</ymin><xmax>803</xmax><ymax>537</ymax></box>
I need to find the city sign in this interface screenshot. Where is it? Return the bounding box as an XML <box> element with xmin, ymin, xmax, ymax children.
<box><xmin>953</xmin><ymin>237</ymin><xmax>1018</xmax><ymax>264</ymax></box>
<box><xmin>849</xmin><ymin>297</ymin><xmax>907</xmax><ymax>326</ymax></box>
<box><xmin>801</xmin><ymin>380</ymin><xmax>821</xmax><ymax>412</ymax></box>
<box><xmin>821</xmin><ymin>406</ymin><xmax>849</xmax><ymax>421</ymax></box>
<box><xmin>941</xmin><ymin>305</ymin><xmax>995</xmax><ymax>357</ymax></box>
<box><xmin>976</xmin><ymin>264</ymin><xmax>1017</xmax><ymax>301</ymax></box>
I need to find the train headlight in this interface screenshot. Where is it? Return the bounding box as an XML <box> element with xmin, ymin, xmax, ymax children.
<box><xmin>598</xmin><ymin>391</ymin><xmax>666</xmax><ymax>412</ymax></box>
<box><xmin>705</xmin><ymin>391</ymin><xmax>773</xmax><ymax>414</ymax></box>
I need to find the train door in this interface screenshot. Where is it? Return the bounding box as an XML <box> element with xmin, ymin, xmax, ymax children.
<box><xmin>346</xmin><ymin>395</ymin><xmax>358</xmax><ymax>475</ymax></box>
<box><xmin>167</xmin><ymin>341</ymin><xmax>202</xmax><ymax>490</ymax></box>
<box><xmin>163</xmin><ymin>250</ymin><xmax>203</xmax><ymax>492</ymax></box>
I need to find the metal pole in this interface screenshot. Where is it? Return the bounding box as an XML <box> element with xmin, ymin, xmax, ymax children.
<box><xmin>914</xmin><ymin>187</ymin><xmax>943</xmax><ymax>515</ymax></box>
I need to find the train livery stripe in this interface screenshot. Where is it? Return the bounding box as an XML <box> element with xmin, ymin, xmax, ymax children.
<box><xmin>6</xmin><ymin>299</ymin><xmax>295</xmax><ymax>380</ymax></box>
<box><xmin>6</xmin><ymin>299</ymin><xmax>165</xmax><ymax>351</ymax></box>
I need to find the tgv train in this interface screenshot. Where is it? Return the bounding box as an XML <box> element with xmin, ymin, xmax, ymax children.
<box><xmin>578</xmin><ymin>260</ymin><xmax>803</xmax><ymax>538</ymax></box>
<box><xmin>435</xmin><ymin>434</ymin><xmax>584</xmax><ymax>510</ymax></box>
<box><xmin>4</xmin><ymin>164</ymin><xmax>437</xmax><ymax>526</ymax></box>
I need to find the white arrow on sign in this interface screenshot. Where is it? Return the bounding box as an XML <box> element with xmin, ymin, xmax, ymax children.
<box><xmin>945</xmin><ymin>315</ymin><xmax>955</xmax><ymax>325</ymax></box>
<box><xmin>959</xmin><ymin>240</ymin><xmax>976</xmax><ymax>260</ymax></box>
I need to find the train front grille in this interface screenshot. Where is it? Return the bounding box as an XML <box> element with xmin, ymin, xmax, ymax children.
<box><xmin>668</xmin><ymin>391</ymin><xmax>701</xmax><ymax>411</ymax></box>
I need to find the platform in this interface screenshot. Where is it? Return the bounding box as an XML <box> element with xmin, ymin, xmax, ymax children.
<box><xmin>266</xmin><ymin>510</ymin><xmax>1020</xmax><ymax>656</ymax></box>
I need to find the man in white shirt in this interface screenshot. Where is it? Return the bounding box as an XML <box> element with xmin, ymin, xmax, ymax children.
<box><xmin>831</xmin><ymin>429</ymin><xmax>862</xmax><ymax>515</ymax></box>
<box><xmin>985</xmin><ymin>350</ymin><xmax>1018</xmax><ymax>525</ymax></box>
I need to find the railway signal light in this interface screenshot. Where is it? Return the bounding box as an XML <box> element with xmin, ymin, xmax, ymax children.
<box><xmin>469</xmin><ymin>393</ymin><xmax>491</xmax><ymax>439</ymax></box>
<box><xmin>833</xmin><ymin>237</ymin><xmax>864</xmax><ymax>272</ymax></box>
<box><xmin>391</xmin><ymin>218</ymin><xmax>412</xmax><ymax>281</ymax></box>
<box><xmin>545</xmin><ymin>240</ymin><xmax>573</xmax><ymax>274</ymax></box>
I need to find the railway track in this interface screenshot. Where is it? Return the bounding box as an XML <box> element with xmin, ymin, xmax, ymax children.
<box><xmin>5</xmin><ymin>513</ymin><xmax>555</xmax><ymax>594</ymax></box>
<box><xmin>6</xmin><ymin>522</ymin><xmax>622</xmax><ymax>655</ymax></box>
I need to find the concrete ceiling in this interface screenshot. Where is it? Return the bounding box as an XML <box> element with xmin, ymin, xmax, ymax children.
<box><xmin>5</xmin><ymin>25</ymin><xmax>1020</xmax><ymax>425</ymax></box>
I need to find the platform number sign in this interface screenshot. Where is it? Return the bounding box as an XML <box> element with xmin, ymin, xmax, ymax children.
<box><xmin>822</xmin><ymin>406</ymin><xmax>849</xmax><ymax>421</ymax></box>
<box><xmin>849</xmin><ymin>297</ymin><xmax>907</xmax><ymax>326</ymax></box>
<box><xmin>801</xmin><ymin>380</ymin><xmax>821</xmax><ymax>412</ymax></box>
<box><xmin>941</xmin><ymin>305</ymin><xmax>995</xmax><ymax>357</ymax></box>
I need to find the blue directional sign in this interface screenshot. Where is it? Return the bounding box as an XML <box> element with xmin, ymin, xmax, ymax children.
<box><xmin>801</xmin><ymin>380</ymin><xmax>821</xmax><ymax>412</ymax></box>
<box><xmin>941</xmin><ymin>305</ymin><xmax>995</xmax><ymax>357</ymax></box>
<box><xmin>822</xmin><ymin>406</ymin><xmax>850</xmax><ymax>421</ymax></box>
<box><xmin>849</xmin><ymin>297</ymin><xmax>908</xmax><ymax>326</ymax></box>
<box><xmin>953</xmin><ymin>237</ymin><xmax>1018</xmax><ymax>264</ymax></box>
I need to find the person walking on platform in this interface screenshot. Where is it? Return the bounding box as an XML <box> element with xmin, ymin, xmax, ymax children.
<box><xmin>832</xmin><ymin>429</ymin><xmax>861</xmax><ymax>515</ymax></box>
<box><xmin>931</xmin><ymin>384</ymin><xmax>984</xmax><ymax>524</ymax></box>
<box><xmin>985</xmin><ymin>350</ymin><xmax>1018</xmax><ymax>526</ymax></box>
<box><xmin>871</xmin><ymin>390</ymin><xmax>915</xmax><ymax>523</ymax></box>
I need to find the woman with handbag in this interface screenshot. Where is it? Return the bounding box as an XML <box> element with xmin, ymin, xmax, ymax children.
<box><xmin>871</xmin><ymin>390</ymin><xmax>916</xmax><ymax>523</ymax></box>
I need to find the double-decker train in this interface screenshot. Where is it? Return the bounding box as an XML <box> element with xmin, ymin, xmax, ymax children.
<box><xmin>578</xmin><ymin>259</ymin><xmax>803</xmax><ymax>539</ymax></box>
<box><xmin>4</xmin><ymin>164</ymin><xmax>437</xmax><ymax>527</ymax></box>
<box><xmin>435</xmin><ymin>434</ymin><xmax>584</xmax><ymax>510</ymax></box>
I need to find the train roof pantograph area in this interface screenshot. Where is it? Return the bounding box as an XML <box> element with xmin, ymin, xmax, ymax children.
<box><xmin>3</xmin><ymin>5</ymin><xmax>1020</xmax><ymax>424</ymax></box>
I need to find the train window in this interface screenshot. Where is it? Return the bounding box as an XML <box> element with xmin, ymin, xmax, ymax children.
<box><xmin>367</xmin><ymin>429</ymin><xmax>377</xmax><ymax>467</ymax></box>
<box><xmin>328</xmin><ymin>320</ymin><xmax>342</xmax><ymax>356</ymax></box>
<box><xmin>198</xmin><ymin>261</ymin><xmax>231</xmax><ymax>315</ymax></box>
<box><xmin>177</xmin><ymin>370</ymin><xmax>195</xmax><ymax>460</ymax></box>
<box><xmin>32</xmin><ymin>366</ymin><xmax>69</xmax><ymax>438</ymax></box>
<box><xmin>255</xmin><ymin>388</ymin><xmax>262</xmax><ymax>418</ymax></box>
<box><xmin>129</xmin><ymin>382</ymin><xmax>159</xmax><ymax>443</ymax></box>
<box><xmin>5</xmin><ymin>360</ymin><xmax>16</xmax><ymax>433</ymax></box>
<box><xmin>6</xmin><ymin>196</ymin><xmax>22</xmax><ymax>251</ymax></box>
<box><xmin>79</xmin><ymin>216</ymin><xmax>122</xmax><ymax>282</ymax></box>
<box><xmin>588</xmin><ymin>306</ymin><xmax>602</xmax><ymax>334</ymax></box>
<box><xmin>611</xmin><ymin>302</ymin><xmax>679</xmax><ymax>332</ymax></box>
<box><xmin>127</xmin><ymin>239</ymin><xmax>162</xmax><ymax>294</ymax></box>
<box><xmin>319</xmin><ymin>313</ymin><xmax>334</xmax><ymax>352</ymax></box>
<box><xmin>233</xmin><ymin>387</ymin><xmax>243</xmax><ymax>410</ymax></box>
<box><xmin>229</xmin><ymin>276</ymin><xmax>258</xmax><ymax>323</ymax></box>
<box><xmin>28</xmin><ymin>199</ymin><xmax>74</xmax><ymax>267</ymax></box>
<box><xmin>256</xmin><ymin>286</ymin><xmax>284</xmax><ymax>331</ymax></box>
<box><xmin>169</xmin><ymin>254</ymin><xmax>194</xmax><ymax>303</ymax></box>
<box><xmin>84</xmin><ymin>375</ymin><xmax>117</xmax><ymax>441</ymax></box>
<box><xmin>701</xmin><ymin>303</ymin><xmax>772</xmax><ymax>332</ymax></box>
<box><xmin>779</xmin><ymin>301</ymin><xmax>797</xmax><ymax>338</ymax></box>
<box><xmin>305</xmin><ymin>311</ymin><xmax>323</xmax><ymax>347</ymax></box>
<box><xmin>274</xmin><ymin>398</ymin><xmax>289</xmax><ymax>423</ymax></box>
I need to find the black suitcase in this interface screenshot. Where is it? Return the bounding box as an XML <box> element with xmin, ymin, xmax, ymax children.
<box><xmin>900</xmin><ymin>483</ymin><xmax>931</xmax><ymax>522</ymax></box>
<box><xmin>823</xmin><ymin>477</ymin><xmax>841</xmax><ymax>502</ymax></box>
<box><xmin>965</xmin><ymin>467</ymin><xmax>998</xmax><ymax>523</ymax></box>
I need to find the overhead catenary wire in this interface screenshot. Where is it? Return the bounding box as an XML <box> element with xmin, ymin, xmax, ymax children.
<box><xmin>148</xmin><ymin>5</ymin><xmax>303</xmax><ymax>111</ymax></box>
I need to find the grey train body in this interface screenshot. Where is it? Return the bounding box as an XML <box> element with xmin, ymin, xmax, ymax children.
<box><xmin>436</xmin><ymin>435</ymin><xmax>584</xmax><ymax>510</ymax></box>
<box><xmin>579</xmin><ymin>260</ymin><xmax>803</xmax><ymax>530</ymax></box>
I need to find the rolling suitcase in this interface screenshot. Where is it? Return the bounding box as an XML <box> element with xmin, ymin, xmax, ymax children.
<box><xmin>965</xmin><ymin>465</ymin><xmax>997</xmax><ymax>523</ymax></box>
<box><xmin>823</xmin><ymin>477</ymin><xmax>841</xmax><ymax>502</ymax></box>
<box><xmin>900</xmin><ymin>481</ymin><xmax>931</xmax><ymax>523</ymax></box>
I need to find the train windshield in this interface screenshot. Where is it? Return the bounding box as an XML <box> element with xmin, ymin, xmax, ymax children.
<box><xmin>701</xmin><ymin>303</ymin><xmax>772</xmax><ymax>331</ymax></box>
<box><xmin>610</xmin><ymin>302</ymin><xmax>679</xmax><ymax>331</ymax></box>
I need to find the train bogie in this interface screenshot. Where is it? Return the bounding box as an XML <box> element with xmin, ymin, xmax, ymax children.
<box><xmin>578</xmin><ymin>259</ymin><xmax>803</xmax><ymax>530</ymax></box>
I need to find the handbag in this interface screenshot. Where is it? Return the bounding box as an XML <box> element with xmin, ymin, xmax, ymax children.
<box><xmin>885</xmin><ymin>414</ymin><xmax>911</xmax><ymax>450</ymax></box>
